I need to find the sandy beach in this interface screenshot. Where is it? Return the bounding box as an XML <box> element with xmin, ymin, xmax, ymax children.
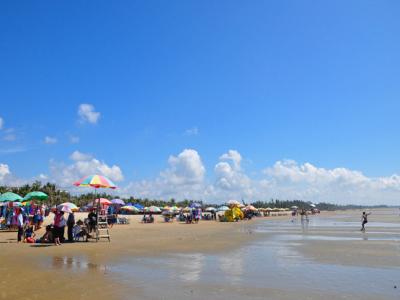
<box><xmin>0</xmin><ymin>209</ymin><xmax>399</xmax><ymax>300</ymax></box>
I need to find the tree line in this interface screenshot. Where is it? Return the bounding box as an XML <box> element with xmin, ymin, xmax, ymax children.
<box><xmin>0</xmin><ymin>181</ymin><xmax>391</xmax><ymax>210</ymax></box>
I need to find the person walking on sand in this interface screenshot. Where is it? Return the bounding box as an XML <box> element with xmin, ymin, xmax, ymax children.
<box><xmin>361</xmin><ymin>211</ymin><xmax>371</xmax><ymax>232</ymax></box>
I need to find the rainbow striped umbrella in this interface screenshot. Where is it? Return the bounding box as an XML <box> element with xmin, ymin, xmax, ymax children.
<box><xmin>73</xmin><ymin>174</ymin><xmax>117</xmax><ymax>189</ymax></box>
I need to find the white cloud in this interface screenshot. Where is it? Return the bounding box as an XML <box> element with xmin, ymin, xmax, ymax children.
<box><xmin>44</xmin><ymin>136</ymin><xmax>58</xmax><ymax>144</ymax></box>
<box><xmin>262</xmin><ymin>160</ymin><xmax>400</xmax><ymax>205</ymax></box>
<box><xmin>78</xmin><ymin>104</ymin><xmax>100</xmax><ymax>124</ymax></box>
<box><xmin>70</xmin><ymin>150</ymin><xmax>92</xmax><ymax>161</ymax></box>
<box><xmin>50</xmin><ymin>151</ymin><xmax>124</xmax><ymax>188</ymax></box>
<box><xmin>211</xmin><ymin>150</ymin><xmax>253</xmax><ymax>201</ymax></box>
<box><xmin>162</xmin><ymin>149</ymin><xmax>205</xmax><ymax>185</ymax></box>
<box><xmin>219</xmin><ymin>150</ymin><xmax>242</xmax><ymax>170</ymax></box>
<box><xmin>0</xmin><ymin>164</ymin><xmax>10</xmax><ymax>181</ymax></box>
<box><xmin>122</xmin><ymin>149</ymin><xmax>206</xmax><ymax>200</ymax></box>
<box><xmin>184</xmin><ymin>127</ymin><xmax>199</xmax><ymax>136</ymax></box>
<box><xmin>0</xmin><ymin>117</ymin><xmax>3</xmax><ymax>130</ymax></box>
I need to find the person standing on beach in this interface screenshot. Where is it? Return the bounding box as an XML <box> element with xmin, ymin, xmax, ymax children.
<box><xmin>67</xmin><ymin>211</ymin><xmax>75</xmax><ymax>242</ymax></box>
<box><xmin>16</xmin><ymin>208</ymin><xmax>24</xmax><ymax>243</ymax></box>
<box><xmin>361</xmin><ymin>211</ymin><xmax>371</xmax><ymax>232</ymax></box>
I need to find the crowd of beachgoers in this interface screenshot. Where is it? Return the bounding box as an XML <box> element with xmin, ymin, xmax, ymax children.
<box><xmin>0</xmin><ymin>195</ymin><xmax>322</xmax><ymax>246</ymax></box>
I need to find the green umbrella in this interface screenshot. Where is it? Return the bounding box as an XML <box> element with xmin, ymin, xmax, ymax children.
<box><xmin>0</xmin><ymin>192</ymin><xmax>23</xmax><ymax>202</ymax></box>
<box><xmin>23</xmin><ymin>191</ymin><xmax>48</xmax><ymax>202</ymax></box>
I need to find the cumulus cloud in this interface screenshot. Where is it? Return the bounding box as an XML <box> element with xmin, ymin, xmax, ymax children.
<box><xmin>211</xmin><ymin>150</ymin><xmax>253</xmax><ymax>201</ymax></box>
<box><xmin>50</xmin><ymin>151</ymin><xmax>123</xmax><ymax>187</ymax></box>
<box><xmin>0</xmin><ymin>164</ymin><xmax>10</xmax><ymax>181</ymax></box>
<box><xmin>78</xmin><ymin>104</ymin><xmax>100</xmax><ymax>124</ymax></box>
<box><xmin>161</xmin><ymin>149</ymin><xmax>205</xmax><ymax>185</ymax></box>
<box><xmin>0</xmin><ymin>117</ymin><xmax>3</xmax><ymax>130</ymax></box>
<box><xmin>44</xmin><ymin>136</ymin><xmax>58</xmax><ymax>144</ymax></box>
<box><xmin>262</xmin><ymin>160</ymin><xmax>400</xmax><ymax>205</ymax></box>
<box><xmin>122</xmin><ymin>149</ymin><xmax>206</xmax><ymax>200</ymax></box>
<box><xmin>70</xmin><ymin>150</ymin><xmax>92</xmax><ymax>161</ymax></box>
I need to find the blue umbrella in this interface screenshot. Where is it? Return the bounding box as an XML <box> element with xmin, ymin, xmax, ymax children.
<box><xmin>189</xmin><ymin>202</ymin><xmax>201</xmax><ymax>209</ymax></box>
<box><xmin>111</xmin><ymin>199</ymin><xmax>125</xmax><ymax>205</ymax></box>
<box><xmin>133</xmin><ymin>203</ymin><xmax>144</xmax><ymax>210</ymax></box>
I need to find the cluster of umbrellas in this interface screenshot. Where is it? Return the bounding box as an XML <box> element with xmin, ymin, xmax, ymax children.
<box><xmin>0</xmin><ymin>191</ymin><xmax>48</xmax><ymax>205</ymax></box>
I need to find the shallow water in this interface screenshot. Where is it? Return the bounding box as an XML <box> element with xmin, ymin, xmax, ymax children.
<box><xmin>42</xmin><ymin>212</ymin><xmax>400</xmax><ymax>300</ymax></box>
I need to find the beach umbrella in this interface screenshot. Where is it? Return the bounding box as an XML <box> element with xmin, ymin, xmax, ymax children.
<box><xmin>60</xmin><ymin>205</ymin><xmax>72</xmax><ymax>213</ymax></box>
<box><xmin>145</xmin><ymin>206</ymin><xmax>161</xmax><ymax>213</ymax></box>
<box><xmin>182</xmin><ymin>206</ymin><xmax>192</xmax><ymax>212</ymax></box>
<box><xmin>163</xmin><ymin>205</ymin><xmax>171</xmax><ymax>210</ymax></box>
<box><xmin>310</xmin><ymin>204</ymin><xmax>316</xmax><ymax>208</ymax></box>
<box><xmin>94</xmin><ymin>198</ymin><xmax>112</xmax><ymax>205</ymax></box>
<box><xmin>120</xmin><ymin>205</ymin><xmax>139</xmax><ymax>212</ymax></box>
<box><xmin>73</xmin><ymin>174</ymin><xmax>117</xmax><ymax>242</ymax></box>
<box><xmin>227</xmin><ymin>200</ymin><xmax>241</xmax><ymax>206</ymax></box>
<box><xmin>205</xmin><ymin>207</ymin><xmax>216</xmax><ymax>212</ymax></box>
<box><xmin>170</xmin><ymin>206</ymin><xmax>179</xmax><ymax>211</ymax></box>
<box><xmin>23</xmin><ymin>191</ymin><xmax>48</xmax><ymax>202</ymax></box>
<box><xmin>245</xmin><ymin>205</ymin><xmax>257</xmax><ymax>211</ymax></box>
<box><xmin>57</xmin><ymin>202</ymin><xmax>79</xmax><ymax>211</ymax></box>
<box><xmin>291</xmin><ymin>206</ymin><xmax>298</xmax><ymax>209</ymax></box>
<box><xmin>111</xmin><ymin>199</ymin><xmax>125</xmax><ymax>205</ymax></box>
<box><xmin>0</xmin><ymin>192</ymin><xmax>23</xmax><ymax>202</ymax></box>
<box><xmin>217</xmin><ymin>206</ymin><xmax>229</xmax><ymax>212</ymax></box>
<box><xmin>189</xmin><ymin>202</ymin><xmax>201</xmax><ymax>209</ymax></box>
<box><xmin>133</xmin><ymin>203</ymin><xmax>144</xmax><ymax>210</ymax></box>
<box><xmin>74</xmin><ymin>174</ymin><xmax>116</xmax><ymax>189</ymax></box>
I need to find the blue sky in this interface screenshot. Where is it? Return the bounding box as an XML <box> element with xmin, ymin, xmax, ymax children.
<box><xmin>1</xmin><ymin>1</ymin><xmax>400</xmax><ymax>204</ymax></box>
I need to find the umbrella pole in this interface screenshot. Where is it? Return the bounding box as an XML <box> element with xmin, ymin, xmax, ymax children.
<box><xmin>95</xmin><ymin>188</ymin><xmax>99</xmax><ymax>242</ymax></box>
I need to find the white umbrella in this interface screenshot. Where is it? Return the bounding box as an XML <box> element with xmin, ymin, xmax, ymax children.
<box><xmin>310</xmin><ymin>204</ymin><xmax>316</xmax><ymax>208</ymax></box>
<box><xmin>205</xmin><ymin>207</ymin><xmax>216</xmax><ymax>212</ymax></box>
<box><xmin>227</xmin><ymin>200</ymin><xmax>241</xmax><ymax>206</ymax></box>
<box><xmin>218</xmin><ymin>206</ymin><xmax>230</xmax><ymax>211</ymax></box>
<box><xmin>60</xmin><ymin>205</ymin><xmax>72</xmax><ymax>213</ymax></box>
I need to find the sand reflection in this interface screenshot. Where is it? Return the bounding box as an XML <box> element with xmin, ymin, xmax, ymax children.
<box><xmin>51</xmin><ymin>256</ymin><xmax>108</xmax><ymax>273</ymax></box>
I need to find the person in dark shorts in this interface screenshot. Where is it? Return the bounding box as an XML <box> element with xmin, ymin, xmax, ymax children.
<box><xmin>361</xmin><ymin>211</ymin><xmax>371</xmax><ymax>232</ymax></box>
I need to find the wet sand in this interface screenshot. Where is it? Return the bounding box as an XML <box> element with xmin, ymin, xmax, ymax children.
<box><xmin>0</xmin><ymin>209</ymin><xmax>399</xmax><ymax>300</ymax></box>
